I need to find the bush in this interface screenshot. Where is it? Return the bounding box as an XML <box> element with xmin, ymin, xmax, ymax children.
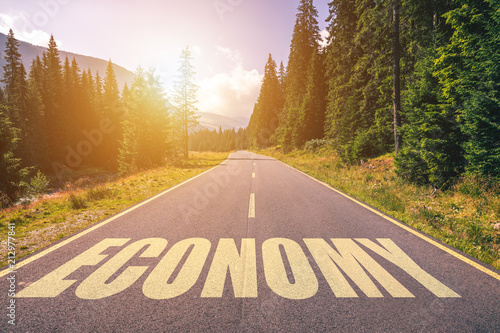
<box><xmin>26</xmin><ymin>171</ymin><xmax>49</xmax><ymax>198</ymax></box>
<box><xmin>304</xmin><ymin>139</ymin><xmax>334</xmax><ymax>152</ymax></box>
<box><xmin>69</xmin><ymin>193</ymin><xmax>87</xmax><ymax>210</ymax></box>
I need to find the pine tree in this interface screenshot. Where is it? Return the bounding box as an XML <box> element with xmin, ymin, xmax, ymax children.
<box><xmin>324</xmin><ymin>0</ymin><xmax>394</xmax><ymax>163</ymax></box>
<box><xmin>297</xmin><ymin>50</ymin><xmax>327</xmax><ymax>144</ymax></box>
<box><xmin>94</xmin><ymin>70</ymin><xmax>103</xmax><ymax>113</ymax></box>
<box><xmin>42</xmin><ymin>35</ymin><xmax>65</xmax><ymax>162</ymax></box>
<box><xmin>26</xmin><ymin>60</ymin><xmax>50</xmax><ymax>171</ymax></box>
<box><xmin>278</xmin><ymin>61</ymin><xmax>286</xmax><ymax>95</ymax></box>
<box><xmin>0</xmin><ymin>107</ymin><xmax>28</xmax><ymax>204</ymax></box>
<box><xmin>435</xmin><ymin>0</ymin><xmax>500</xmax><ymax>178</ymax></box>
<box><xmin>248</xmin><ymin>54</ymin><xmax>284</xmax><ymax>147</ymax></box>
<box><xmin>119</xmin><ymin>68</ymin><xmax>172</xmax><ymax>175</ymax></box>
<box><xmin>101</xmin><ymin>60</ymin><xmax>123</xmax><ymax>170</ymax></box>
<box><xmin>395</xmin><ymin>0</ymin><xmax>461</xmax><ymax>187</ymax></box>
<box><xmin>1</xmin><ymin>30</ymin><xmax>45</xmax><ymax>170</ymax></box>
<box><xmin>324</xmin><ymin>0</ymin><xmax>359</xmax><ymax>147</ymax></box>
<box><xmin>1</xmin><ymin>29</ymin><xmax>22</xmax><ymax>112</ymax></box>
<box><xmin>62</xmin><ymin>57</ymin><xmax>78</xmax><ymax>147</ymax></box>
<box><xmin>172</xmin><ymin>46</ymin><xmax>199</xmax><ymax>158</ymax></box>
<box><xmin>276</xmin><ymin>0</ymin><xmax>320</xmax><ymax>150</ymax></box>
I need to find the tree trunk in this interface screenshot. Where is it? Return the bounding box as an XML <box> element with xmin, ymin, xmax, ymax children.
<box><xmin>393</xmin><ymin>0</ymin><xmax>402</xmax><ymax>155</ymax></box>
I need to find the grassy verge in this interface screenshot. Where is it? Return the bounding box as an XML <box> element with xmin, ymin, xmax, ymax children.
<box><xmin>258</xmin><ymin>147</ymin><xmax>500</xmax><ymax>270</ymax></box>
<box><xmin>0</xmin><ymin>152</ymin><xmax>229</xmax><ymax>268</ymax></box>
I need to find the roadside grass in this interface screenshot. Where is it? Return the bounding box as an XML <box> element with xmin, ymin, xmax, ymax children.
<box><xmin>259</xmin><ymin>147</ymin><xmax>500</xmax><ymax>270</ymax></box>
<box><xmin>0</xmin><ymin>152</ymin><xmax>229</xmax><ymax>268</ymax></box>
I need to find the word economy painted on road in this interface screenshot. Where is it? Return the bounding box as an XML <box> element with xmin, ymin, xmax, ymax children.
<box><xmin>16</xmin><ymin>237</ymin><xmax>460</xmax><ymax>300</ymax></box>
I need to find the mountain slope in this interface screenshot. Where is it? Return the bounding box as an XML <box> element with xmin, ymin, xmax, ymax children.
<box><xmin>195</xmin><ymin>111</ymin><xmax>249</xmax><ymax>131</ymax></box>
<box><xmin>0</xmin><ymin>32</ymin><xmax>133</xmax><ymax>89</ymax></box>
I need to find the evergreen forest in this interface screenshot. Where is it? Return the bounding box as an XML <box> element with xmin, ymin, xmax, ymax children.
<box><xmin>247</xmin><ymin>0</ymin><xmax>500</xmax><ymax>189</ymax></box>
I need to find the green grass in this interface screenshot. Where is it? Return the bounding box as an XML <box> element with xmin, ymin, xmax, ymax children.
<box><xmin>0</xmin><ymin>152</ymin><xmax>229</xmax><ymax>268</ymax></box>
<box><xmin>258</xmin><ymin>147</ymin><xmax>500</xmax><ymax>270</ymax></box>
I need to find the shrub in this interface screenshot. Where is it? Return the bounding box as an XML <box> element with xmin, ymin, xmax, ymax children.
<box><xmin>304</xmin><ymin>139</ymin><xmax>334</xmax><ymax>152</ymax></box>
<box><xmin>26</xmin><ymin>171</ymin><xmax>50</xmax><ymax>198</ymax></box>
<box><xmin>69</xmin><ymin>193</ymin><xmax>87</xmax><ymax>210</ymax></box>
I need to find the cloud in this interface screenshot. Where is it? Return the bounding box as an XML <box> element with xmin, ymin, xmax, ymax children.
<box><xmin>215</xmin><ymin>45</ymin><xmax>242</xmax><ymax>64</ymax></box>
<box><xmin>198</xmin><ymin>62</ymin><xmax>262</xmax><ymax>119</ymax></box>
<box><xmin>319</xmin><ymin>28</ymin><xmax>330</xmax><ymax>48</ymax></box>
<box><xmin>0</xmin><ymin>12</ymin><xmax>61</xmax><ymax>47</ymax></box>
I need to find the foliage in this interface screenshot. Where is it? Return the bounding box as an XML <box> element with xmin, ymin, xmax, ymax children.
<box><xmin>0</xmin><ymin>107</ymin><xmax>28</xmax><ymax>202</ymax></box>
<box><xmin>190</xmin><ymin>127</ymin><xmax>247</xmax><ymax>152</ymax></box>
<box><xmin>172</xmin><ymin>46</ymin><xmax>200</xmax><ymax>158</ymax></box>
<box><xmin>248</xmin><ymin>54</ymin><xmax>284</xmax><ymax>148</ymax></box>
<box><xmin>304</xmin><ymin>139</ymin><xmax>334</xmax><ymax>152</ymax></box>
<box><xmin>26</xmin><ymin>170</ymin><xmax>50</xmax><ymax>198</ymax></box>
<box><xmin>118</xmin><ymin>68</ymin><xmax>172</xmax><ymax>176</ymax></box>
<box><xmin>396</xmin><ymin>47</ymin><xmax>464</xmax><ymax>188</ymax></box>
<box><xmin>274</xmin><ymin>0</ymin><xmax>321</xmax><ymax>150</ymax></box>
<box><xmin>69</xmin><ymin>193</ymin><xmax>87</xmax><ymax>209</ymax></box>
<box><xmin>437</xmin><ymin>0</ymin><xmax>500</xmax><ymax>178</ymax></box>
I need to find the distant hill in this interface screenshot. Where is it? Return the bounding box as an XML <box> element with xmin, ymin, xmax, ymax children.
<box><xmin>0</xmin><ymin>33</ymin><xmax>250</xmax><ymax>131</ymax></box>
<box><xmin>193</xmin><ymin>112</ymin><xmax>249</xmax><ymax>132</ymax></box>
<box><xmin>0</xmin><ymin>32</ymin><xmax>134</xmax><ymax>90</ymax></box>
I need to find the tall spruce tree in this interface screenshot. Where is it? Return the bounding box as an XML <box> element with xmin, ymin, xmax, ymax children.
<box><xmin>436</xmin><ymin>0</ymin><xmax>500</xmax><ymax>178</ymax></box>
<box><xmin>102</xmin><ymin>60</ymin><xmax>123</xmax><ymax>170</ymax></box>
<box><xmin>172</xmin><ymin>46</ymin><xmax>199</xmax><ymax>158</ymax></box>
<box><xmin>395</xmin><ymin>0</ymin><xmax>461</xmax><ymax>187</ymax></box>
<box><xmin>297</xmin><ymin>50</ymin><xmax>327</xmax><ymax>145</ymax></box>
<box><xmin>324</xmin><ymin>0</ymin><xmax>394</xmax><ymax>163</ymax></box>
<box><xmin>324</xmin><ymin>0</ymin><xmax>360</xmax><ymax>152</ymax></box>
<box><xmin>278</xmin><ymin>61</ymin><xmax>286</xmax><ymax>95</ymax></box>
<box><xmin>62</xmin><ymin>57</ymin><xmax>78</xmax><ymax>148</ymax></box>
<box><xmin>1</xmin><ymin>30</ymin><xmax>45</xmax><ymax>170</ymax></box>
<box><xmin>276</xmin><ymin>0</ymin><xmax>320</xmax><ymax>150</ymax></box>
<box><xmin>26</xmin><ymin>60</ymin><xmax>49</xmax><ymax>171</ymax></box>
<box><xmin>248</xmin><ymin>54</ymin><xmax>284</xmax><ymax>147</ymax></box>
<box><xmin>1</xmin><ymin>29</ymin><xmax>22</xmax><ymax>113</ymax></box>
<box><xmin>119</xmin><ymin>68</ymin><xmax>172</xmax><ymax>175</ymax></box>
<box><xmin>42</xmin><ymin>35</ymin><xmax>65</xmax><ymax>162</ymax></box>
<box><xmin>0</xmin><ymin>107</ymin><xmax>28</xmax><ymax>204</ymax></box>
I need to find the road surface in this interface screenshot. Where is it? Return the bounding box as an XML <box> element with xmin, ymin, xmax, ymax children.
<box><xmin>2</xmin><ymin>151</ymin><xmax>499</xmax><ymax>332</ymax></box>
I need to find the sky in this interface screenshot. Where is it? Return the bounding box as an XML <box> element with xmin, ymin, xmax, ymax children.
<box><xmin>0</xmin><ymin>0</ymin><xmax>330</xmax><ymax>119</ymax></box>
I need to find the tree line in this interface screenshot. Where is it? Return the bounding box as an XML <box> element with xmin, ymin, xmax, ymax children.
<box><xmin>247</xmin><ymin>0</ymin><xmax>500</xmax><ymax>188</ymax></box>
<box><xmin>189</xmin><ymin>127</ymin><xmax>248</xmax><ymax>152</ymax></box>
<box><xmin>0</xmin><ymin>30</ymin><xmax>198</xmax><ymax>204</ymax></box>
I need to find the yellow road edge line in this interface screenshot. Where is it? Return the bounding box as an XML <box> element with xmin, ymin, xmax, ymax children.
<box><xmin>248</xmin><ymin>193</ymin><xmax>256</xmax><ymax>218</ymax></box>
<box><xmin>279</xmin><ymin>160</ymin><xmax>500</xmax><ymax>281</ymax></box>
<box><xmin>0</xmin><ymin>163</ymin><xmax>224</xmax><ymax>278</ymax></box>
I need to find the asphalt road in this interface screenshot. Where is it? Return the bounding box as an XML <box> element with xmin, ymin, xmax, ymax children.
<box><xmin>1</xmin><ymin>151</ymin><xmax>500</xmax><ymax>332</ymax></box>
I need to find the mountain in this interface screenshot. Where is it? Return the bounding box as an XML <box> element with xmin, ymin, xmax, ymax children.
<box><xmin>0</xmin><ymin>32</ymin><xmax>134</xmax><ymax>90</ymax></box>
<box><xmin>194</xmin><ymin>112</ymin><xmax>249</xmax><ymax>132</ymax></box>
<box><xmin>0</xmin><ymin>33</ymin><xmax>250</xmax><ymax>131</ymax></box>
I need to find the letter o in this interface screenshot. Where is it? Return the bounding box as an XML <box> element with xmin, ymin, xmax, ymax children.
<box><xmin>143</xmin><ymin>238</ymin><xmax>211</xmax><ymax>299</ymax></box>
<box><xmin>262</xmin><ymin>238</ymin><xmax>318</xmax><ymax>299</ymax></box>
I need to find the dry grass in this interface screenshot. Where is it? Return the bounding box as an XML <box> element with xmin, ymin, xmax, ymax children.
<box><xmin>260</xmin><ymin>147</ymin><xmax>500</xmax><ymax>270</ymax></box>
